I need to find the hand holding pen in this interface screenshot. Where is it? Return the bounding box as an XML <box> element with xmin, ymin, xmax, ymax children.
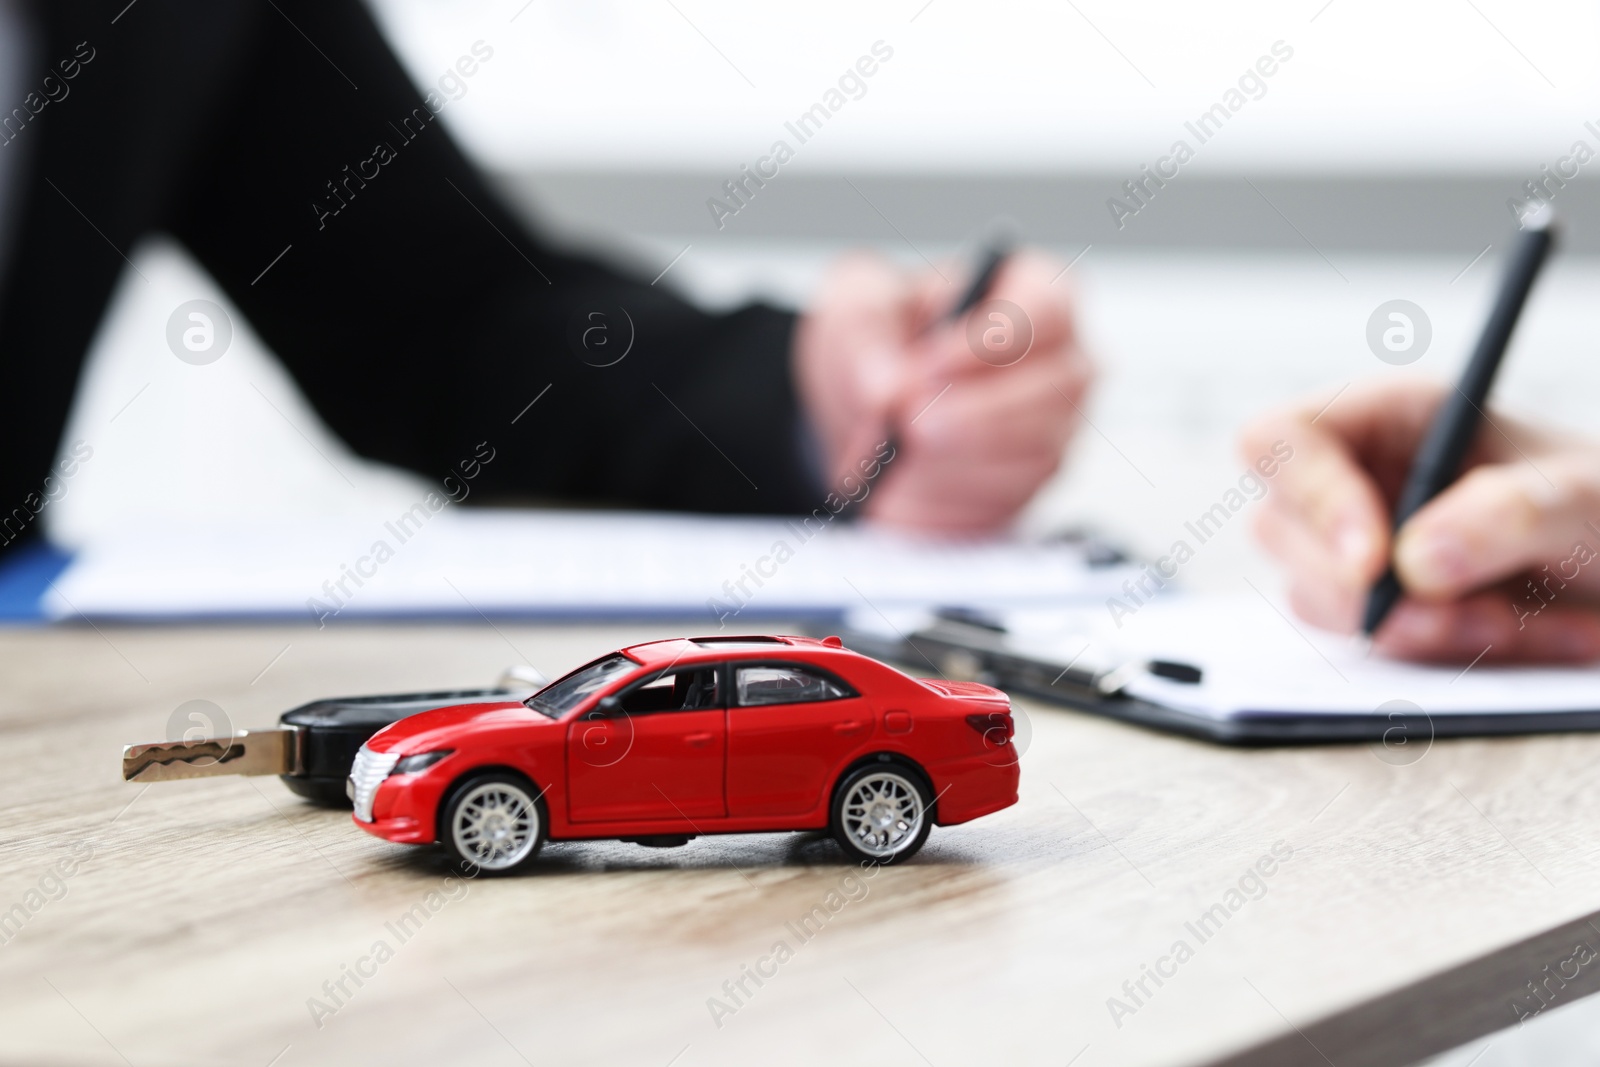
<box><xmin>1242</xmin><ymin>209</ymin><xmax>1600</xmax><ymax>663</ymax></box>
<box><xmin>792</xmin><ymin>244</ymin><xmax>1095</xmax><ymax>533</ymax></box>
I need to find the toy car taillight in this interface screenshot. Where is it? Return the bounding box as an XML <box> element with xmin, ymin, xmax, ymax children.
<box><xmin>966</xmin><ymin>712</ymin><xmax>1014</xmax><ymax>745</ymax></box>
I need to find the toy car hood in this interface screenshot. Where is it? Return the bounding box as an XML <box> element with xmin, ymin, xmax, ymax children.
<box><xmin>364</xmin><ymin>700</ymin><xmax>543</xmax><ymax>755</ymax></box>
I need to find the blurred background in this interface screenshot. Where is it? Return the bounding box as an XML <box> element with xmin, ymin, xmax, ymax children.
<box><xmin>48</xmin><ymin>0</ymin><xmax>1600</xmax><ymax>599</ymax></box>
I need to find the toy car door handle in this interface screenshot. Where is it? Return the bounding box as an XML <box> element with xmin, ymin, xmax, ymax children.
<box><xmin>683</xmin><ymin>732</ymin><xmax>714</xmax><ymax>747</ymax></box>
<box><xmin>832</xmin><ymin>720</ymin><xmax>866</xmax><ymax>735</ymax></box>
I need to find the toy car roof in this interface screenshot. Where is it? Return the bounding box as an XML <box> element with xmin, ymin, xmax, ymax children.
<box><xmin>622</xmin><ymin>634</ymin><xmax>845</xmax><ymax>667</ymax></box>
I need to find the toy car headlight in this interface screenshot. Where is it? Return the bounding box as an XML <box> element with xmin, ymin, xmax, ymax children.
<box><xmin>392</xmin><ymin>749</ymin><xmax>453</xmax><ymax>775</ymax></box>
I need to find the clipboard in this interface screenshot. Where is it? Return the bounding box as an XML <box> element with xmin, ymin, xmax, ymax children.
<box><xmin>826</xmin><ymin>603</ymin><xmax>1600</xmax><ymax>746</ymax></box>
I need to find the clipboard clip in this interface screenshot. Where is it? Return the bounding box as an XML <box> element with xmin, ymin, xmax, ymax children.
<box><xmin>1094</xmin><ymin>659</ymin><xmax>1203</xmax><ymax>696</ymax></box>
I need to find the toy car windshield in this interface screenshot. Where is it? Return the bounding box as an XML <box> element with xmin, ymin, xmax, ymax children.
<box><xmin>524</xmin><ymin>653</ymin><xmax>636</xmax><ymax>717</ymax></box>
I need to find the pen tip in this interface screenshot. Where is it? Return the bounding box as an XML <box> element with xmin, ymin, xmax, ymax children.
<box><xmin>1519</xmin><ymin>200</ymin><xmax>1555</xmax><ymax>232</ymax></box>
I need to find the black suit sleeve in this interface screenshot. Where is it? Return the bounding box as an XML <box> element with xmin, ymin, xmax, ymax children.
<box><xmin>164</xmin><ymin>0</ymin><xmax>819</xmax><ymax>514</ymax></box>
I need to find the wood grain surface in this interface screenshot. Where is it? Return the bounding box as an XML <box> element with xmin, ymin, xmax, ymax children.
<box><xmin>1</xmin><ymin>621</ymin><xmax>1596</xmax><ymax>1067</ymax></box>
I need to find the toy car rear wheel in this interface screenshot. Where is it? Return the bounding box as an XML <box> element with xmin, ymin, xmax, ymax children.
<box><xmin>439</xmin><ymin>772</ymin><xmax>546</xmax><ymax>875</ymax></box>
<box><xmin>830</xmin><ymin>763</ymin><xmax>932</xmax><ymax>865</ymax></box>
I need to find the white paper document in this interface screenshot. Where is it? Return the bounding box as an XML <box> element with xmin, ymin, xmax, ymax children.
<box><xmin>1059</xmin><ymin>595</ymin><xmax>1600</xmax><ymax>718</ymax></box>
<box><xmin>42</xmin><ymin>509</ymin><xmax>1133</xmax><ymax>624</ymax></box>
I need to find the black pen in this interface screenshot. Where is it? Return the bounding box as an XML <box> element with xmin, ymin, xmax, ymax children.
<box><xmin>882</xmin><ymin>240</ymin><xmax>1013</xmax><ymax>465</ymax></box>
<box><xmin>935</xmin><ymin>238</ymin><xmax>1013</xmax><ymax>331</ymax></box>
<box><xmin>1360</xmin><ymin>205</ymin><xmax>1557</xmax><ymax>637</ymax></box>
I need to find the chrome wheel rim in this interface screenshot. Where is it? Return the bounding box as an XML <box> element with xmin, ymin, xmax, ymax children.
<box><xmin>841</xmin><ymin>771</ymin><xmax>924</xmax><ymax>858</ymax></box>
<box><xmin>452</xmin><ymin>782</ymin><xmax>539</xmax><ymax>870</ymax></box>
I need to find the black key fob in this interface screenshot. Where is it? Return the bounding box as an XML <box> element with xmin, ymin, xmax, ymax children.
<box><xmin>279</xmin><ymin>687</ymin><xmax>523</xmax><ymax>804</ymax></box>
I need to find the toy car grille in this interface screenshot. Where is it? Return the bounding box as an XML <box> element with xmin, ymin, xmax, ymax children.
<box><xmin>348</xmin><ymin>746</ymin><xmax>400</xmax><ymax>823</ymax></box>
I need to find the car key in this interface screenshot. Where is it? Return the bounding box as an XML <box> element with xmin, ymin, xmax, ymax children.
<box><xmin>121</xmin><ymin>666</ymin><xmax>546</xmax><ymax>805</ymax></box>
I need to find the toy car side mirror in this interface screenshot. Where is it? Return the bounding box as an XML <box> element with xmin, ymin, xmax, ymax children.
<box><xmin>589</xmin><ymin>696</ymin><xmax>621</xmax><ymax>719</ymax></box>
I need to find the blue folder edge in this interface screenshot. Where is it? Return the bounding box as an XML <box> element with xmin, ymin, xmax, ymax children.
<box><xmin>0</xmin><ymin>542</ymin><xmax>71</xmax><ymax>622</ymax></box>
<box><xmin>0</xmin><ymin>544</ymin><xmax>845</xmax><ymax>625</ymax></box>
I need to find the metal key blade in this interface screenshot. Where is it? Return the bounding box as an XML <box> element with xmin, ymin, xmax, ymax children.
<box><xmin>122</xmin><ymin>727</ymin><xmax>299</xmax><ymax>782</ymax></box>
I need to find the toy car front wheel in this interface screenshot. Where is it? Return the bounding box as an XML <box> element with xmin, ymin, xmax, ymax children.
<box><xmin>830</xmin><ymin>764</ymin><xmax>932</xmax><ymax>865</ymax></box>
<box><xmin>439</xmin><ymin>773</ymin><xmax>546</xmax><ymax>875</ymax></box>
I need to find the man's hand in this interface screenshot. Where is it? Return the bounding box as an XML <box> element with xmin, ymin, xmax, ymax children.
<box><xmin>1240</xmin><ymin>378</ymin><xmax>1600</xmax><ymax>663</ymax></box>
<box><xmin>793</xmin><ymin>249</ymin><xmax>1093</xmax><ymax>533</ymax></box>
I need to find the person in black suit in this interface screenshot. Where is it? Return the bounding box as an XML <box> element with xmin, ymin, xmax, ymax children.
<box><xmin>0</xmin><ymin>0</ymin><xmax>1092</xmax><ymax>553</ymax></box>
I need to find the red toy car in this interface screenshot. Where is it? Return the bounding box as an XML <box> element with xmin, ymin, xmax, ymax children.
<box><xmin>349</xmin><ymin>635</ymin><xmax>1019</xmax><ymax>872</ymax></box>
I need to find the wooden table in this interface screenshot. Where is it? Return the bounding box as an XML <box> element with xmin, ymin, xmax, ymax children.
<box><xmin>2</xmin><ymin>621</ymin><xmax>1597</xmax><ymax>1067</ymax></box>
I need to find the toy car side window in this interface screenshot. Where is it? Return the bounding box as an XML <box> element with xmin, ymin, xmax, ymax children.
<box><xmin>735</xmin><ymin>663</ymin><xmax>851</xmax><ymax>707</ymax></box>
<box><xmin>617</xmin><ymin>666</ymin><xmax>723</xmax><ymax>715</ymax></box>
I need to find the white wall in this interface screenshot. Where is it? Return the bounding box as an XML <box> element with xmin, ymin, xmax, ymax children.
<box><xmin>368</xmin><ymin>0</ymin><xmax>1600</xmax><ymax>174</ymax></box>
